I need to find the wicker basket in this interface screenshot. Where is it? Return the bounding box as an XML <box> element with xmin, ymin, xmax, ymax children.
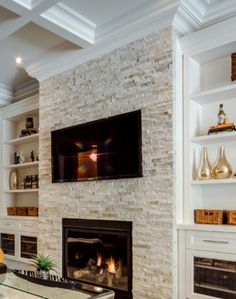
<box><xmin>7</xmin><ymin>207</ymin><xmax>17</xmax><ymax>216</ymax></box>
<box><xmin>194</xmin><ymin>209</ymin><xmax>224</xmax><ymax>224</ymax></box>
<box><xmin>232</xmin><ymin>53</ymin><xmax>236</xmax><ymax>81</ymax></box>
<box><xmin>28</xmin><ymin>207</ymin><xmax>38</xmax><ymax>216</ymax></box>
<box><xmin>227</xmin><ymin>211</ymin><xmax>236</xmax><ymax>225</ymax></box>
<box><xmin>16</xmin><ymin>207</ymin><xmax>28</xmax><ymax>216</ymax></box>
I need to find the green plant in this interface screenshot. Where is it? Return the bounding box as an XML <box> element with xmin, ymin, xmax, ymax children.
<box><xmin>32</xmin><ymin>254</ymin><xmax>56</xmax><ymax>272</ymax></box>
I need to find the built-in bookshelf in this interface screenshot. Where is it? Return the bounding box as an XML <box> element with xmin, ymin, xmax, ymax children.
<box><xmin>0</xmin><ymin>96</ymin><xmax>39</xmax><ymax>267</ymax></box>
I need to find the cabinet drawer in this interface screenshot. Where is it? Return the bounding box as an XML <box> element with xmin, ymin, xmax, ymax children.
<box><xmin>19</xmin><ymin>221</ymin><xmax>38</xmax><ymax>232</ymax></box>
<box><xmin>186</xmin><ymin>230</ymin><xmax>236</xmax><ymax>253</ymax></box>
<box><xmin>0</xmin><ymin>220</ymin><xmax>16</xmax><ymax>230</ymax></box>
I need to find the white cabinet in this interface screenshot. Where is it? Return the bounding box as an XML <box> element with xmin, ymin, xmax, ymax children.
<box><xmin>0</xmin><ymin>217</ymin><xmax>38</xmax><ymax>267</ymax></box>
<box><xmin>178</xmin><ymin>228</ymin><xmax>236</xmax><ymax>299</ymax></box>
<box><xmin>0</xmin><ymin>95</ymin><xmax>39</xmax><ymax>219</ymax></box>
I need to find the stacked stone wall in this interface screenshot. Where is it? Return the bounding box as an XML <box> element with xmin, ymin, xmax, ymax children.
<box><xmin>39</xmin><ymin>27</ymin><xmax>174</xmax><ymax>299</ymax></box>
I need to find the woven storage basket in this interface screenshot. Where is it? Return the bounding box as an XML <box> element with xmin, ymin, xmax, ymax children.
<box><xmin>194</xmin><ymin>209</ymin><xmax>223</xmax><ymax>224</ymax></box>
<box><xmin>7</xmin><ymin>207</ymin><xmax>17</xmax><ymax>216</ymax></box>
<box><xmin>232</xmin><ymin>53</ymin><xmax>236</xmax><ymax>81</ymax></box>
<box><xmin>227</xmin><ymin>211</ymin><xmax>236</xmax><ymax>225</ymax></box>
<box><xmin>16</xmin><ymin>207</ymin><xmax>28</xmax><ymax>216</ymax></box>
<box><xmin>28</xmin><ymin>207</ymin><xmax>38</xmax><ymax>216</ymax></box>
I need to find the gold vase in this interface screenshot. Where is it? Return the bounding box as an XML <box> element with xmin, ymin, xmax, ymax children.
<box><xmin>197</xmin><ymin>147</ymin><xmax>212</xmax><ymax>180</ymax></box>
<box><xmin>212</xmin><ymin>147</ymin><xmax>233</xmax><ymax>179</ymax></box>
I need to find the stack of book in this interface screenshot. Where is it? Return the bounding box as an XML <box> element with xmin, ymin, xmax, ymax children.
<box><xmin>208</xmin><ymin>123</ymin><xmax>236</xmax><ymax>134</ymax></box>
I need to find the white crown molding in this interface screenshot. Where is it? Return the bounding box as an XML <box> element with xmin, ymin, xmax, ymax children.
<box><xmin>25</xmin><ymin>0</ymin><xmax>179</xmax><ymax>81</ymax></box>
<box><xmin>13</xmin><ymin>79</ymin><xmax>39</xmax><ymax>101</ymax></box>
<box><xmin>5</xmin><ymin>0</ymin><xmax>236</xmax><ymax>88</ymax></box>
<box><xmin>96</xmin><ymin>0</ymin><xmax>179</xmax><ymax>43</ymax></box>
<box><xmin>180</xmin><ymin>14</ymin><xmax>236</xmax><ymax>56</ymax></box>
<box><xmin>0</xmin><ymin>80</ymin><xmax>39</xmax><ymax>106</ymax></box>
<box><xmin>203</xmin><ymin>0</ymin><xmax>236</xmax><ymax>25</ymax></box>
<box><xmin>173</xmin><ymin>0</ymin><xmax>236</xmax><ymax>36</ymax></box>
<box><xmin>41</xmin><ymin>2</ymin><xmax>96</xmax><ymax>46</ymax></box>
<box><xmin>0</xmin><ymin>84</ymin><xmax>13</xmax><ymax>107</ymax></box>
<box><xmin>173</xmin><ymin>0</ymin><xmax>207</xmax><ymax>35</ymax></box>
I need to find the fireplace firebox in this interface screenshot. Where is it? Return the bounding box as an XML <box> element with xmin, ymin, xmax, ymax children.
<box><xmin>62</xmin><ymin>219</ymin><xmax>132</xmax><ymax>299</ymax></box>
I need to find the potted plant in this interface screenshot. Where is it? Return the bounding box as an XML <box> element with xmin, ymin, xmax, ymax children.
<box><xmin>32</xmin><ymin>254</ymin><xmax>56</xmax><ymax>280</ymax></box>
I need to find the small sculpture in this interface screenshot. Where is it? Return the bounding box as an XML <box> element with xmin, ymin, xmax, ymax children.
<box><xmin>31</xmin><ymin>150</ymin><xmax>38</xmax><ymax>162</ymax></box>
<box><xmin>20</xmin><ymin>117</ymin><xmax>37</xmax><ymax>137</ymax></box>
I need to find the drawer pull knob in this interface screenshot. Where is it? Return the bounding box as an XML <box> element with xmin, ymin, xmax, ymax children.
<box><xmin>203</xmin><ymin>239</ymin><xmax>229</xmax><ymax>244</ymax></box>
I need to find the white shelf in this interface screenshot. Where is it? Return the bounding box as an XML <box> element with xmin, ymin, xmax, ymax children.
<box><xmin>191</xmin><ymin>131</ymin><xmax>236</xmax><ymax>145</ymax></box>
<box><xmin>4</xmin><ymin>161</ymin><xmax>39</xmax><ymax>169</ymax></box>
<box><xmin>4</xmin><ymin>133</ymin><xmax>39</xmax><ymax>146</ymax></box>
<box><xmin>4</xmin><ymin>189</ymin><xmax>39</xmax><ymax>193</ymax></box>
<box><xmin>176</xmin><ymin>223</ymin><xmax>236</xmax><ymax>233</ymax></box>
<box><xmin>1</xmin><ymin>216</ymin><xmax>38</xmax><ymax>221</ymax></box>
<box><xmin>190</xmin><ymin>83</ymin><xmax>236</xmax><ymax>105</ymax></box>
<box><xmin>191</xmin><ymin>178</ymin><xmax>236</xmax><ymax>185</ymax></box>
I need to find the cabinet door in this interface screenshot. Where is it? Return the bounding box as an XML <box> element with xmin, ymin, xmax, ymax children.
<box><xmin>20</xmin><ymin>235</ymin><xmax>37</xmax><ymax>259</ymax></box>
<box><xmin>186</xmin><ymin>249</ymin><xmax>236</xmax><ymax>299</ymax></box>
<box><xmin>1</xmin><ymin>233</ymin><xmax>15</xmax><ymax>256</ymax></box>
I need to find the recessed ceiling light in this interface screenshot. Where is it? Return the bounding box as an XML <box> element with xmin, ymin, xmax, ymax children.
<box><xmin>15</xmin><ymin>56</ymin><xmax>23</xmax><ymax>65</ymax></box>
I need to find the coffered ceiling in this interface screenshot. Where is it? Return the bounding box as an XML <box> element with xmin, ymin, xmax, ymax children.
<box><xmin>0</xmin><ymin>0</ymin><xmax>236</xmax><ymax>105</ymax></box>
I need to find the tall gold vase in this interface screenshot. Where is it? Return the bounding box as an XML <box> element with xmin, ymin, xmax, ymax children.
<box><xmin>197</xmin><ymin>147</ymin><xmax>212</xmax><ymax>180</ymax></box>
<box><xmin>212</xmin><ymin>147</ymin><xmax>233</xmax><ymax>179</ymax></box>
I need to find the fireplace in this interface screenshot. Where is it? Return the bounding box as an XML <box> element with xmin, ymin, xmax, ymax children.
<box><xmin>62</xmin><ymin>218</ymin><xmax>132</xmax><ymax>299</ymax></box>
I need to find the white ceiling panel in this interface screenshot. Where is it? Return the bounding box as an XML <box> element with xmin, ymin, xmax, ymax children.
<box><xmin>0</xmin><ymin>22</ymin><xmax>74</xmax><ymax>86</ymax></box>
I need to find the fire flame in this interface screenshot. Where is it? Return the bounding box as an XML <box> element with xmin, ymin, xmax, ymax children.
<box><xmin>97</xmin><ymin>253</ymin><xmax>102</xmax><ymax>267</ymax></box>
<box><xmin>107</xmin><ymin>256</ymin><xmax>116</xmax><ymax>274</ymax></box>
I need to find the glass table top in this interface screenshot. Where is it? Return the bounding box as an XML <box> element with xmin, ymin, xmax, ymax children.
<box><xmin>0</xmin><ymin>271</ymin><xmax>114</xmax><ymax>299</ymax></box>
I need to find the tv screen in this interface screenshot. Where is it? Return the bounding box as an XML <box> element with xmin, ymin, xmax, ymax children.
<box><xmin>51</xmin><ymin>110</ymin><xmax>142</xmax><ymax>182</ymax></box>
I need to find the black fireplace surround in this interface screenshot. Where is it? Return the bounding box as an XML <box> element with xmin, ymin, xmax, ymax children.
<box><xmin>62</xmin><ymin>218</ymin><xmax>132</xmax><ymax>299</ymax></box>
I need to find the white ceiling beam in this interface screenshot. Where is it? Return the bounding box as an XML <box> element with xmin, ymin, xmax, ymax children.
<box><xmin>0</xmin><ymin>0</ymin><xmax>61</xmax><ymax>43</ymax></box>
<box><xmin>0</xmin><ymin>0</ymin><xmax>92</xmax><ymax>48</ymax></box>
<box><xmin>30</xmin><ymin>0</ymin><xmax>60</xmax><ymax>15</ymax></box>
<box><xmin>0</xmin><ymin>0</ymin><xmax>29</xmax><ymax>16</ymax></box>
<box><xmin>30</xmin><ymin>0</ymin><xmax>46</xmax><ymax>10</ymax></box>
<box><xmin>12</xmin><ymin>0</ymin><xmax>31</xmax><ymax>10</ymax></box>
<box><xmin>38</xmin><ymin>2</ymin><xmax>95</xmax><ymax>47</ymax></box>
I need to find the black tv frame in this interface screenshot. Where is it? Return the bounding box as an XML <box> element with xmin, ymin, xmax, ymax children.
<box><xmin>51</xmin><ymin>110</ymin><xmax>142</xmax><ymax>183</ymax></box>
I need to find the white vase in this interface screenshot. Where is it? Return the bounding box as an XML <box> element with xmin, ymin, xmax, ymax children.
<box><xmin>37</xmin><ymin>270</ymin><xmax>49</xmax><ymax>280</ymax></box>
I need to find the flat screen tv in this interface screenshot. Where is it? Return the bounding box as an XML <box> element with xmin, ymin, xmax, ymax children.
<box><xmin>51</xmin><ymin>110</ymin><xmax>142</xmax><ymax>182</ymax></box>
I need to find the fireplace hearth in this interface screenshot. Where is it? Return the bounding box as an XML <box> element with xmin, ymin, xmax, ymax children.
<box><xmin>62</xmin><ymin>218</ymin><xmax>132</xmax><ymax>299</ymax></box>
